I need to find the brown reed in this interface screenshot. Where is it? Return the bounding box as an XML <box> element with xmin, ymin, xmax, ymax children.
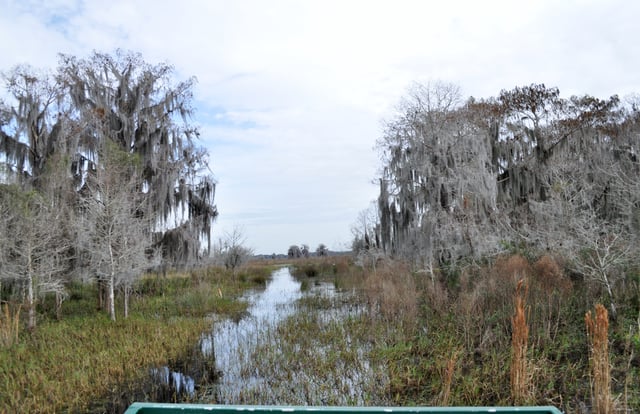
<box><xmin>438</xmin><ymin>348</ymin><xmax>459</xmax><ymax>406</ymax></box>
<box><xmin>510</xmin><ymin>278</ymin><xmax>532</xmax><ymax>405</ymax></box>
<box><xmin>0</xmin><ymin>302</ymin><xmax>21</xmax><ymax>348</ymax></box>
<box><xmin>585</xmin><ymin>304</ymin><xmax>613</xmax><ymax>414</ymax></box>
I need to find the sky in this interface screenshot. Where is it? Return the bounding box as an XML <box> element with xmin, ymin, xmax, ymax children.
<box><xmin>1</xmin><ymin>0</ymin><xmax>639</xmax><ymax>254</ymax></box>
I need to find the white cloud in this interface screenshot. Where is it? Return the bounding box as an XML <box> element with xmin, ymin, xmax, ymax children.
<box><xmin>1</xmin><ymin>0</ymin><xmax>640</xmax><ymax>253</ymax></box>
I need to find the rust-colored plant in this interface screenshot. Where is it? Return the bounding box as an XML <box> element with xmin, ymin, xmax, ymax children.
<box><xmin>496</xmin><ymin>254</ymin><xmax>532</xmax><ymax>285</ymax></box>
<box><xmin>510</xmin><ymin>279</ymin><xmax>533</xmax><ymax>405</ymax></box>
<box><xmin>585</xmin><ymin>304</ymin><xmax>613</xmax><ymax>414</ymax></box>
<box><xmin>438</xmin><ymin>347</ymin><xmax>459</xmax><ymax>406</ymax></box>
<box><xmin>532</xmin><ymin>255</ymin><xmax>572</xmax><ymax>295</ymax></box>
<box><xmin>0</xmin><ymin>302</ymin><xmax>21</xmax><ymax>348</ymax></box>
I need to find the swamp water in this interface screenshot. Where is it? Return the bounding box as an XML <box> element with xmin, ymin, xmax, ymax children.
<box><xmin>152</xmin><ymin>266</ymin><xmax>390</xmax><ymax>406</ymax></box>
<box><xmin>204</xmin><ymin>266</ymin><xmax>305</xmax><ymax>401</ymax></box>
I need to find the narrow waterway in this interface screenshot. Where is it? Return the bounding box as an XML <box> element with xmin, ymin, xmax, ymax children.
<box><xmin>155</xmin><ymin>265</ymin><xmax>387</xmax><ymax>406</ymax></box>
<box><xmin>203</xmin><ymin>266</ymin><xmax>305</xmax><ymax>402</ymax></box>
<box><xmin>196</xmin><ymin>266</ymin><xmax>387</xmax><ymax>405</ymax></box>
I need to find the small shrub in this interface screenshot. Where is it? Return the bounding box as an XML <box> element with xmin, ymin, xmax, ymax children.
<box><xmin>475</xmin><ymin>255</ymin><xmax>531</xmax><ymax>316</ymax></box>
<box><xmin>532</xmin><ymin>255</ymin><xmax>572</xmax><ymax>295</ymax></box>
<box><xmin>424</xmin><ymin>276</ymin><xmax>450</xmax><ymax>316</ymax></box>
<box><xmin>333</xmin><ymin>257</ymin><xmax>351</xmax><ymax>276</ymax></box>
<box><xmin>299</xmin><ymin>279</ymin><xmax>310</xmax><ymax>292</ymax></box>
<box><xmin>495</xmin><ymin>254</ymin><xmax>531</xmax><ymax>285</ymax></box>
<box><xmin>250</xmin><ymin>273</ymin><xmax>268</xmax><ymax>285</ymax></box>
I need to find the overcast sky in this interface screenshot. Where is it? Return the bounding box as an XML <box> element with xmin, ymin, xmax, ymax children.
<box><xmin>1</xmin><ymin>0</ymin><xmax>639</xmax><ymax>254</ymax></box>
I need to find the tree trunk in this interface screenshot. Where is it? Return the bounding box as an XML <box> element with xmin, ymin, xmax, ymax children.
<box><xmin>602</xmin><ymin>273</ymin><xmax>617</xmax><ymax>320</ymax></box>
<box><xmin>124</xmin><ymin>286</ymin><xmax>129</xmax><ymax>319</ymax></box>
<box><xmin>27</xmin><ymin>271</ymin><xmax>36</xmax><ymax>330</ymax></box>
<box><xmin>108</xmin><ymin>273</ymin><xmax>116</xmax><ymax>321</ymax></box>
<box><xmin>108</xmin><ymin>243</ymin><xmax>116</xmax><ymax>321</ymax></box>
<box><xmin>97</xmin><ymin>278</ymin><xmax>106</xmax><ymax>311</ymax></box>
<box><xmin>27</xmin><ymin>246</ymin><xmax>36</xmax><ymax>330</ymax></box>
<box><xmin>55</xmin><ymin>291</ymin><xmax>63</xmax><ymax>320</ymax></box>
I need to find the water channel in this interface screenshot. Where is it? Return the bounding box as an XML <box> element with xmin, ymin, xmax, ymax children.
<box><xmin>205</xmin><ymin>266</ymin><xmax>306</xmax><ymax>402</ymax></box>
<box><xmin>153</xmin><ymin>266</ymin><xmax>387</xmax><ymax>406</ymax></box>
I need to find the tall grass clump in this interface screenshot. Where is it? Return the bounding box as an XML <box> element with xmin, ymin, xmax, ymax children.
<box><xmin>585</xmin><ymin>303</ymin><xmax>613</xmax><ymax>414</ymax></box>
<box><xmin>530</xmin><ymin>255</ymin><xmax>573</xmax><ymax>345</ymax></box>
<box><xmin>510</xmin><ymin>279</ymin><xmax>533</xmax><ymax>405</ymax></box>
<box><xmin>363</xmin><ymin>261</ymin><xmax>418</xmax><ymax>332</ymax></box>
<box><xmin>291</xmin><ymin>257</ymin><xmax>343</xmax><ymax>279</ymax></box>
<box><xmin>0</xmin><ymin>302</ymin><xmax>21</xmax><ymax>347</ymax></box>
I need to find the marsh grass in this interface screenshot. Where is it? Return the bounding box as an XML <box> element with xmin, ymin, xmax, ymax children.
<box><xmin>292</xmin><ymin>258</ymin><xmax>332</xmax><ymax>278</ymax></box>
<box><xmin>0</xmin><ymin>265</ymin><xmax>267</xmax><ymax>413</ymax></box>
<box><xmin>0</xmin><ymin>315</ymin><xmax>209</xmax><ymax>413</ymax></box>
<box><xmin>363</xmin><ymin>261</ymin><xmax>418</xmax><ymax>332</ymax></box>
<box><xmin>9</xmin><ymin>254</ymin><xmax>639</xmax><ymax>412</ymax></box>
<box><xmin>362</xmin><ymin>255</ymin><xmax>638</xmax><ymax>410</ymax></box>
<box><xmin>438</xmin><ymin>347</ymin><xmax>460</xmax><ymax>406</ymax></box>
<box><xmin>237</xmin><ymin>265</ymin><xmax>271</xmax><ymax>285</ymax></box>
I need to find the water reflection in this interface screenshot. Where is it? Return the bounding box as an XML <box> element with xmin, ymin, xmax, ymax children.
<box><xmin>207</xmin><ymin>267</ymin><xmax>304</xmax><ymax>402</ymax></box>
<box><xmin>150</xmin><ymin>266</ymin><xmax>369</xmax><ymax>405</ymax></box>
<box><xmin>149</xmin><ymin>366</ymin><xmax>195</xmax><ymax>396</ymax></box>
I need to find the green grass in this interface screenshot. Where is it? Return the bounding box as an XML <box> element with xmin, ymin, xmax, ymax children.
<box><xmin>0</xmin><ymin>314</ymin><xmax>209</xmax><ymax>412</ymax></box>
<box><xmin>0</xmin><ymin>264</ymin><xmax>269</xmax><ymax>413</ymax></box>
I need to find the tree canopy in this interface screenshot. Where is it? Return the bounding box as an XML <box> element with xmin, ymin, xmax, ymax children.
<box><xmin>371</xmin><ymin>82</ymin><xmax>640</xmax><ymax>315</ymax></box>
<box><xmin>0</xmin><ymin>50</ymin><xmax>217</xmax><ymax>266</ymax></box>
<box><xmin>0</xmin><ymin>50</ymin><xmax>218</xmax><ymax>322</ymax></box>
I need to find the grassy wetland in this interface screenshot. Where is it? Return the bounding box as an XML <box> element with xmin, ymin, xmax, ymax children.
<box><xmin>196</xmin><ymin>254</ymin><xmax>638</xmax><ymax>412</ymax></box>
<box><xmin>1</xmin><ymin>255</ymin><xmax>639</xmax><ymax>413</ymax></box>
<box><xmin>0</xmin><ymin>265</ymin><xmax>270</xmax><ymax>413</ymax></box>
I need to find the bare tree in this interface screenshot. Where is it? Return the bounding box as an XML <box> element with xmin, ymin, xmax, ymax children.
<box><xmin>351</xmin><ymin>203</ymin><xmax>380</xmax><ymax>252</ymax></box>
<box><xmin>0</xmin><ymin>185</ymin><xmax>68</xmax><ymax>329</ymax></box>
<box><xmin>572</xmin><ymin>223</ymin><xmax>630</xmax><ymax>320</ymax></box>
<box><xmin>351</xmin><ymin>204</ymin><xmax>386</xmax><ymax>271</ymax></box>
<box><xmin>79</xmin><ymin>142</ymin><xmax>153</xmax><ymax>321</ymax></box>
<box><xmin>216</xmin><ymin>226</ymin><xmax>253</xmax><ymax>274</ymax></box>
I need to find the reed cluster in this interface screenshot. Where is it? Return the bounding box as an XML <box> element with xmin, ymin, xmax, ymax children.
<box><xmin>438</xmin><ymin>348</ymin><xmax>459</xmax><ymax>406</ymax></box>
<box><xmin>585</xmin><ymin>304</ymin><xmax>613</xmax><ymax>414</ymax></box>
<box><xmin>510</xmin><ymin>279</ymin><xmax>532</xmax><ymax>405</ymax></box>
<box><xmin>0</xmin><ymin>302</ymin><xmax>20</xmax><ymax>347</ymax></box>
